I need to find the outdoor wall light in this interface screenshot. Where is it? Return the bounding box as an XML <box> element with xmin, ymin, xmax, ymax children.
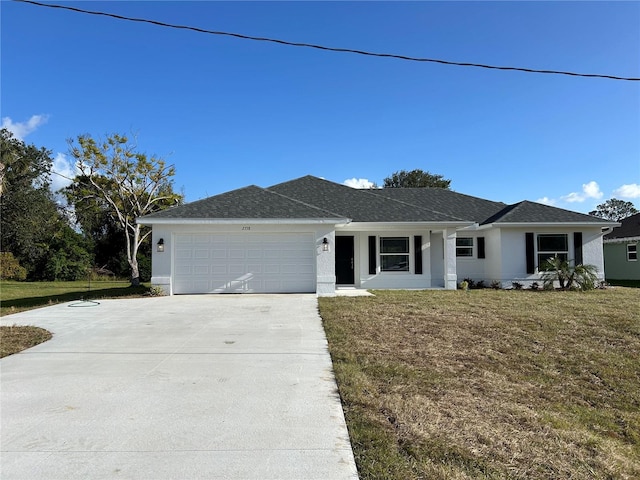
<box><xmin>157</xmin><ymin>238</ymin><xmax>165</xmax><ymax>252</ymax></box>
<box><xmin>322</xmin><ymin>237</ymin><xmax>329</xmax><ymax>252</ymax></box>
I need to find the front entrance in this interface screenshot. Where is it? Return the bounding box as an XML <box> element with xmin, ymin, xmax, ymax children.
<box><xmin>335</xmin><ymin>236</ymin><xmax>355</xmax><ymax>285</ymax></box>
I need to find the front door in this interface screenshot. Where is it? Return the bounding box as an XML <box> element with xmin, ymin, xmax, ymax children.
<box><xmin>335</xmin><ymin>236</ymin><xmax>355</xmax><ymax>284</ymax></box>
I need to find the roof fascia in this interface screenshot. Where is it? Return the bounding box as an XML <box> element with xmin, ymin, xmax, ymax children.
<box><xmin>137</xmin><ymin>217</ymin><xmax>351</xmax><ymax>226</ymax></box>
<box><xmin>604</xmin><ymin>236</ymin><xmax>640</xmax><ymax>244</ymax></box>
<box><xmin>337</xmin><ymin>221</ymin><xmax>474</xmax><ymax>232</ymax></box>
<box><xmin>487</xmin><ymin>221</ymin><xmax>620</xmax><ymax>228</ymax></box>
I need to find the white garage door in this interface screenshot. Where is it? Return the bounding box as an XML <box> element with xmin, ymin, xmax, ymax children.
<box><xmin>173</xmin><ymin>233</ymin><xmax>316</xmax><ymax>294</ymax></box>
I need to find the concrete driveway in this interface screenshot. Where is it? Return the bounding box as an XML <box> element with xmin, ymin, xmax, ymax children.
<box><xmin>0</xmin><ymin>295</ymin><xmax>358</xmax><ymax>480</ymax></box>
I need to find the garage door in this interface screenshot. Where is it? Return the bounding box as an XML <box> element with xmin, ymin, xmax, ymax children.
<box><xmin>173</xmin><ymin>233</ymin><xmax>316</xmax><ymax>294</ymax></box>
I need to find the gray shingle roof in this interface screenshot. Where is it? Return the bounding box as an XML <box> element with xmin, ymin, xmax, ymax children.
<box><xmin>138</xmin><ymin>175</ymin><xmax>619</xmax><ymax>226</ymax></box>
<box><xmin>369</xmin><ymin>187</ymin><xmax>506</xmax><ymax>223</ymax></box>
<box><xmin>482</xmin><ymin>201</ymin><xmax>611</xmax><ymax>224</ymax></box>
<box><xmin>139</xmin><ymin>185</ymin><xmax>346</xmax><ymax>220</ymax></box>
<box><xmin>604</xmin><ymin>212</ymin><xmax>640</xmax><ymax>239</ymax></box>
<box><xmin>267</xmin><ymin>176</ymin><xmax>466</xmax><ymax>223</ymax></box>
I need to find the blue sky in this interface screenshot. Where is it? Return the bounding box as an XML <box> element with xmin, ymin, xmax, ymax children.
<box><xmin>2</xmin><ymin>1</ymin><xmax>639</xmax><ymax>213</ymax></box>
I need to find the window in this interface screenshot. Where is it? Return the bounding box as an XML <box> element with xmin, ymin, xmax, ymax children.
<box><xmin>628</xmin><ymin>243</ymin><xmax>638</xmax><ymax>262</ymax></box>
<box><xmin>380</xmin><ymin>237</ymin><xmax>409</xmax><ymax>271</ymax></box>
<box><xmin>537</xmin><ymin>234</ymin><xmax>568</xmax><ymax>269</ymax></box>
<box><xmin>456</xmin><ymin>237</ymin><xmax>473</xmax><ymax>257</ymax></box>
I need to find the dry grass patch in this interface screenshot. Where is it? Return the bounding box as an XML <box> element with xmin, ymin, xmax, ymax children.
<box><xmin>0</xmin><ymin>325</ymin><xmax>52</xmax><ymax>358</ymax></box>
<box><xmin>319</xmin><ymin>288</ymin><xmax>640</xmax><ymax>479</ymax></box>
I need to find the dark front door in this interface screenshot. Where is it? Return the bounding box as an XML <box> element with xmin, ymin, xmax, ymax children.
<box><xmin>335</xmin><ymin>236</ymin><xmax>355</xmax><ymax>284</ymax></box>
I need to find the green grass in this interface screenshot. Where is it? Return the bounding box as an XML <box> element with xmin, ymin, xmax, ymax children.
<box><xmin>0</xmin><ymin>280</ymin><xmax>150</xmax><ymax>317</ymax></box>
<box><xmin>319</xmin><ymin>288</ymin><xmax>640</xmax><ymax>480</ymax></box>
<box><xmin>607</xmin><ymin>279</ymin><xmax>640</xmax><ymax>288</ymax></box>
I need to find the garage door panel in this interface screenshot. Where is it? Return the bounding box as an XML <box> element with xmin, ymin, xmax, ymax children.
<box><xmin>228</xmin><ymin>264</ymin><xmax>246</xmax><ymax>275</ymax></box>
<box><xmin>229</xmin><ymin>249</ymin><xmax>245</xmax><ymax>259</ymax></box>
<box><xmin>194</xmin><ymin>249</ymin><xmax>210</xmax><ymax>259</ymax></box>
<box><xmin>175</xmin><ymin>265</ymin><xmax>192</xmax><ymax>275</ymax></box>
<box><xmin>298</xmin><ymin>264</ymin><xmax>314</xmax><ymax>274</ymax></box>
<box><xmin>212</xmin><ymin>249</ymin><xmax>227</xmax><ymax>259</ymax></box>
<box><xmin>176</xmin><ymin>249</ymin><xmax>193</xmax><ymax>259</ymax></box>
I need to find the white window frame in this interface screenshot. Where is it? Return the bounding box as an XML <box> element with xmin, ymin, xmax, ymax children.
<box><xmin>456</xmin><ymin>237</ymin><xmax>474</xmax><ymax>257</ymax></box>
<box><xmin>537</xmin><ymin>233</ymin><xmax>569</xmax><ymax>270</ymax></box>
<box><xmin>379</xmin><ymin>237</ymin><xmax>410</xmax><ymax>272</ymax></box>
<box><xmin>628</xmin><ymin>243</ymin><xmax>638</xmax><ymax>262</ymax></box>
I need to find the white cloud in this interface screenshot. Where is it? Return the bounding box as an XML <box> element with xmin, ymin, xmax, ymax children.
<box><xmin>535</xmin><ymin>196</ymin><xmax>556</xmax><ymax>206</ymax></box>
<box><xmin>344</xmin><ymin>178</ymin><xmax>374</xmax><ymax>189</ymax></box>
<box><xmin>613</xmin><ymin>183</ymin><xmax>640</xmax><ymax>199</ymax></box>
<box><xmin>1</xmin><ymin>114</ymin><xmax>49</xmax><ymax>140</ymax></box>
<box><xmin>50</xmin><ymin>153</ymin><xmax>77</xmax><ymax>193</ymax></box>
<box><xmin>561</xmin><ymin>181</ymin><xmax>603</xmax><ymax>203</ymax></box>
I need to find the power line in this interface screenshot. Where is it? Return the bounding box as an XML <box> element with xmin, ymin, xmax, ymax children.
<box><xmin>14</xmin><ymin>0</ymin><xmax>640</xmax><ymax>82</ymax></box>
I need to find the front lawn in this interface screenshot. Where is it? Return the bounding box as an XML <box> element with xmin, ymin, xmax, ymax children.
<box><xmin>0</xmin><ymin>325</ymin><xmax>52</xmax><ymax>358</ymax></box>
<box><xmin>319</xmin><ymin>288</ymin><xmax>640</xmax><ymax>479</ymax></box>
<box><xmin>0</xmin><ymin>280</ymin><xmax>150</xmax><ymax>317</ymax></box>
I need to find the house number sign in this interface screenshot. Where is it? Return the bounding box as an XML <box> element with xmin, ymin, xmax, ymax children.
<box><xmin>242</xmin><ymin>226</ymin><xmax>251</xmax><ymax>231</ymax></box>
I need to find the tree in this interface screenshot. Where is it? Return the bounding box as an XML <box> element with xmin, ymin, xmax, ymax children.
<box><xmin>0</xmin><ymin>252</ymin><xmax>27</xmax><ymax>281</ymax></box>
<box><xmin>589</xmin><ymin>198</ymin><xmax>638</xmax><ymax>221</ymax></box>
<box><xmin>383</xmin><ymin>169</ymin><xmax>451</xmax><ymax>189</ymax></box>
<box><xmin>66</xmin><ymin>133</ymin><xmax>183</xmax><ymax>285</ymax></box>
<box><xmin>64</xmin><ymin>175</ymin><xmax>129</xmax><ymax>278</ymax></box>
<box><xmin>0</xmin><ymin>128</ymin><xmax>90</xmax><ymax>279</ymax></box>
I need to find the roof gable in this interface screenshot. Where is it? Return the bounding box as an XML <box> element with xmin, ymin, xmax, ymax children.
<box><xmin>370</xmin><ymin>187</ymin><xmax>505</xmax><ymax>223</ymax></box>
<box><xmin>483</xmin><ymin>200</ymin><xmax>613</xmax><ymax>225</ymax></box>
<box><xmin>139</xmin><ymin>185</ymin><xmax>345</xmax><ymax>221</ymax></box>
<box><xmin>267</xmin><ymin>176</ymin><xmax>466</xmax><ymax>223</ymax></box>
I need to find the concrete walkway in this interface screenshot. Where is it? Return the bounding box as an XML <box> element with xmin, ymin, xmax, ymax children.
<box><xmin>0</xmin><ymin>295</ymin><xmax>358</xmax><ymax>480</ymax></box>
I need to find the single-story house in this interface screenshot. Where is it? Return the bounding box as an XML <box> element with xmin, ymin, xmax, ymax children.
<box><xmin>137</xmin><ymin>175</ymin><xmax>618</xmax><ymax>295</ymax></box>
<box><xmin>603</xmin><ymin>212</ymin><xmax>640</xmax><ymax>281</ymax></box>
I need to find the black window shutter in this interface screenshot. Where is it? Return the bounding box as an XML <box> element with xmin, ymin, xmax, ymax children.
<box><xmin>526</xmin><ymin>232</ymin><xmax>535</xmax><ymax>274</ymax></box>
<box><xmin>477</xmin><ymin>237</ymin><xmax>486</xmax><ymax>259</ymax></box>
<box><xmin>574</xmin><ymin>232</ymin><xmax>583</xmax><ymax>265</ymax></box>
<box><xmin>414</xmin><ymin>236</ymin><xmax>423</xmax><ymax>274</ymax></box>
<box><xmin>368</xmin><ymin>236</ymin><xmax>377</xmax><ymax>274</ymax></box>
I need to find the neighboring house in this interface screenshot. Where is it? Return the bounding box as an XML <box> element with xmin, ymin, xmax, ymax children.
<box><xmin>137</xmin><ymin>175</ymin><xmax>617</xmax><ymax>295</ymax></box>
<box><xmin>603</xmin><ymin>212</ymin><xmax>640</xmax><ymax>281</ymax></box>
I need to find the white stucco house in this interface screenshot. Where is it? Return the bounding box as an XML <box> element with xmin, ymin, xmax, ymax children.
<box><xmin>137</xmin><ymin>175</ymin><xmax>617</xmax><ymax>296</ymax></box>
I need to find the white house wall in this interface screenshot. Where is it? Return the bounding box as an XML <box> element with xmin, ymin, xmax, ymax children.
<box><xmin>150</xmin><ymin>223</ymin><xmax>335</xmax><ymax>295</ymax></box>
<box><xmin>430</xmin><ymin>232</ymin><xmax>444</xmax><ymax>288</ymax></box>
<box><xmin>583</xmin><ymin>229</ymin><xmax>606</xmax><ymax>279</ymax></box>
<box><xmin>484</xmin><ymin>228</ymin><xmax>502</xmax><ymax>284</ymax></box>
<box><xmin>498</xmin><ymin>226</ymin><xmax>606</xmax><ymax>287</ymax></box>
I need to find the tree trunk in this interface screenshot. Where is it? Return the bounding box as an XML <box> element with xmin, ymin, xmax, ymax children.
<box><xmin>127</xmin><ymin>227</ymin><xmax>140</xmax><ymax>286</ymax></box>
<box><xmin>129</xmin><ymin>259</ymin><xmax>140</xmax><ymax>286</ymax></box>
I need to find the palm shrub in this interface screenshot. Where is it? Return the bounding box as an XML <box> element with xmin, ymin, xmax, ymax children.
<box><xmin>540</xmin><ymin>255</ymin><xmax>598</xmax><ymax>291</ymax></box>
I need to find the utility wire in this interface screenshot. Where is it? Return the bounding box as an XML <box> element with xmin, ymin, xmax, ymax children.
<box><xmin>14</xmin><ymin>0</ymin><xmax>640</xmax><ymax>81</ymax></box>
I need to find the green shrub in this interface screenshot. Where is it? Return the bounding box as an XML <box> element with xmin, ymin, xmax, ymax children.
<box><xmin>540</xmin><ymin>256</ymin><xmax>598</xmax><ymax>291</ymax></box>
<box><xmin>0</xmin><ymin>252</ymin><xmax>27</xmax><ymax>281</ymax></box>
